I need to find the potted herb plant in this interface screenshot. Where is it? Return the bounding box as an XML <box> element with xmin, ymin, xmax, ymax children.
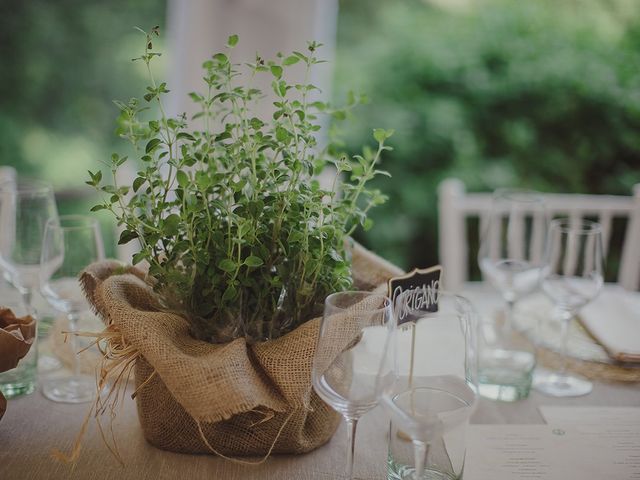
<box><xmin>80</xmin><ymin>28</ymin><xmax>397</xmax><ymax>459</ymax></box>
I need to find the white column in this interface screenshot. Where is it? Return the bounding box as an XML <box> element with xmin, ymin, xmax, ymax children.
<box><xmin>165</xmin><ymin>0</ymin><xmax>338</xmax><ymax>121</ymax></box>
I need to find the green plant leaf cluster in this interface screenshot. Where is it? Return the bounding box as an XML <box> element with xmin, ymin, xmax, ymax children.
<box><xmin>88</xmin><ymin>30</ymin><xmax>392</xmax><ymax>343</ymax></box>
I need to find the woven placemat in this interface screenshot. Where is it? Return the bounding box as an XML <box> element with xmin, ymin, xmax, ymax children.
<box><xmin>512</xmin><ymin>294</ymin><xmax>640</xmax><ymax>383</ymax></box>
<box><xmin>536</xmin><ymin>346</ymin><xmax>640</xmax><ymax>383</ymax></box>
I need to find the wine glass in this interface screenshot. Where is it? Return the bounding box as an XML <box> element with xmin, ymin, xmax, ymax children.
<box><xmin>533</xmin><ymin>218</ymin><xmax>604</xmax><ymax>397</ymax></box>
<box><xmin>39</xmin><ymin>215</ymin><xmax>105</xmax><ymax>403</ymax></box>
<box><xmin>377</xmin><ymin>290</ymin><xmax>478</xmax><ymax>480</ymax></box>
<box><xmin>312</xmin><ymin>291</ymin><xmax>392</xmax><ymax>480</ymax></box>
<box><xmin>479</xmin><ymin>188</ymin><xmax>548</xmax><ymax>315</ymax></box>
<box><xmin>0</xmin><ymin>178</ymin><xmax>58</xmax><ymax>315</ymax></box>
<box><xmin>477</xmin><ymin>189</ymin><xmax>546</xmax><ymax>401</ymax></box>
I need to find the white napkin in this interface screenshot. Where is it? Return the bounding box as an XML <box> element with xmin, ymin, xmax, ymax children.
<box><xmin>579</xmin><ymin>286</ymin><xmax>640</xmax><ymax>363</ymax></box>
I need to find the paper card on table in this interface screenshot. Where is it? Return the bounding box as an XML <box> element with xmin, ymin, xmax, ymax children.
<box><xmin>465</xmin><ymin>424</ymin><xmax>640</xmax><ymax>480</ymax></box>
<box><xmin>579</xmin><ymin>286</ymin><xmax>640</xmax><ymax>363</ymax></box>
<box><xmin>539</xmin><ymin>406</ymin><xmax>640</xmax><ymax>426</ymax></box>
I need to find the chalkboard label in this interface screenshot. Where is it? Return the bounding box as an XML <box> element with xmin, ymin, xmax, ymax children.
<box><xmin>388</xmin><ymin>265</ymin><xmax>442</xmax><ymax>326</ymax></box>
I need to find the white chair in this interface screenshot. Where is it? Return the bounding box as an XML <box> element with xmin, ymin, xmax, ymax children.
<box><xmin>438</xmin><ymin>178</ymin><xmax>640</xmax><ymax>291</ymax></box>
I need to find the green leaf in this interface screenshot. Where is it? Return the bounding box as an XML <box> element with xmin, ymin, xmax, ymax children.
<box><xmin>328</xmin><ymin>248</ymin><xmax>343</xmax><ymax>262</ymax></box>
<box><xmin>227</xmin><ymin>34</ymin><xmax>239</xmax><ymax>47</ymax></box>
<box><xmin>118</xmin><ymin>229</ymin><xmax>138</xmax><ymax>245</ymax></box>
<box><xmin>275</xmin><ymin>126</ymin><xmax>290</xmax><ymax>143</ymax></box>
<box><xmin>283</xmin><ymin>55</ymin><xmax>300</xmax><ymax>66</ymax></box>
<box><xmin>373</xmin><ymin>128</ymin><xmax>395</xmax><ymax>143</ymax></box>
<box><xmin>176</xmin><ymin>132</ymin><xmax>196</xmax><ymax>142</ymax></box>
<box><xmin>213</xmin><ymin>53</ymin><xmax>228</xmax><ymax>64</ymax></box>
<box><xmin>86</xmin><ymin>170</ymin><xmax>102</xmax><ymax>187</ymax></box>
<box><xmin>270</xmin><ymin>65</ymin><xmax>283</xmax><ymax>79</ymax></box>
<box><xmin>133</xmin><ymin>177</ymin><xmax>146</xmax><ymax>192</ymax></box>
<box><xmin>90</xmin><ymin>204</ymin><xmax>107</xmax><ymax>212</ymax></box>
<box><xmin>163</xmin><ymin>214</ymin><xmax>181</xmax><ymax>236</ymax></box>
<box><xmin>362</xmin><ymin>218</ymin><xmax>374</xmax><ymax>231</ymax></box>
<box><xmin>373</xmin><ymin>128</ymin><xmax>387</xmax><ymax>143</ymax></box>
<box><xmin>222</xmin><ymin>284</ymin><xmax>238</xmax><ymax>302</ymax></box>
<box><xmin>131</xmin><ymin>251</ymin><xmax>146</xmax><ymax>265</ymax></box>
<box><xmin>218</xmin><ymin>259</ymin><xmax>237</xmax><ymax>273</ymax></box>
<box><xmin>176</xmin><ymin>170</ymin><xmax>189</xmax><ymax>188</ymax></box>
<box><xmin>244</xmin><ymin>256</ymin><xmax>264</xmax><ymax>267</ymax></box>
<box><xmin>195</xmin><ymin>170</ymin><xmax>210</xmax><ymax>189</ymax></box>
<box><xmin>145</xmin><ymin>138</ymin><xmax>161</xmax><ymax>153</ymax></box>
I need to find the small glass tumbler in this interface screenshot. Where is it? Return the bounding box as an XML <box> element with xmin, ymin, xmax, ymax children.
<box><xmin>477</xmin><ymin>310</ymin><xmax>536</xmax><ymax>402</ymax></box>
<box><xmin>388</xmin><ymin>416</ymin><xmax>469</xmax><ymax>480</ymax></box>
<box><xmin>0</xmin><ymin>301</ymin><xmax>37</xmax><ymax>398</ymax></box>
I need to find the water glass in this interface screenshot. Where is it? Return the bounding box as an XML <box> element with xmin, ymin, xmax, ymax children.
<box><xmin>378</xmin><ymin>290</ymin><xmax>478</xmax><ymax>480</ymax></box>
<box><xmin>0</xmin><ymin>300</ymin><xmax>37</xmax><ymax>398</ymax></box>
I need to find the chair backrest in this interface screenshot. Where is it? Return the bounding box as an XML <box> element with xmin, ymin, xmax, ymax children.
<box><xmin>438</xmin><ymin>178</ymin><xmax>640</xmax><ymax>291</ymax></box>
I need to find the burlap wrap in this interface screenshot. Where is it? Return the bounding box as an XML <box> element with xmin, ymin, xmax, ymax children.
<box><xmin>80</xmin><ymin>243</ymin><xmax>402</xmax><ymax>457</ymax></box>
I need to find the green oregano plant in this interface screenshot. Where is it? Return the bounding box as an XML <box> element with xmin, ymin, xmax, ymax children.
<box><xmin>87</xmin><ymin>27</ymin><xmax>393</xmax><ymax>343</ymax></box>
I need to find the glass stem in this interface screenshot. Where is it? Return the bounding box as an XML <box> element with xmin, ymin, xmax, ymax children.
<box><xmin>344</xmin><ymin>416</ymin><xmax>359</xmax><ymax>480</ymax></box>
<box><xmin>413</xmin><ymin>440</ymin><xmax>428</xmax><ymax>480</ymax></box>
<box><xmin>20</xmin><ymin>288</ymin><xmax>36</xmax><ymax>318</ymax></box>
<box><xmin>557</xmin><ymin>309</ymin><xmax>573</xmax><ymax>378</ymax></box>
<box><xmin>503</xmin><ymin>298</ymin><xmax>515</xmax><ymax>333</ymax></box>
<box><xmin>67</xmin><ymin>311</ymin><xmax>80</xmax><ymax>376</ymax></box>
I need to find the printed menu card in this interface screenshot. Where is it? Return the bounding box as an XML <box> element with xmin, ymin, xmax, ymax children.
<box><xmin>465</xmin><ymin>408</ymin><xmax>640</xmax><ymax>479</ymax></box>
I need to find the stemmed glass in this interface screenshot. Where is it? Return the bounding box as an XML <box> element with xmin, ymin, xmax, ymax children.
<box><xmin>534</xmin><ymin>218</ymin><xmax>604</xmax><ymax>397</ymax></box>
<box><xmin>39</xmin><ymin>215</ymin><xmax>104</xmax><ymax>403</ymax></box>
<box><xmin>377</xmin><ymin>290</ymin><xmax>478</xmax><ymax>480</ymax></box>
<box><xmin>0</xmin><ymin>179</ymin><xmax>58</xmax><ymax>315</ymax></box>
<box><xmin>478</xmin><ymin>188</ymin><xmax>548</xmax><ymax>318</ymax></box>
<box><xmin>312</xmin><ymin>291</ymin><xmax>392</xmax><ymax>480</ymax></box>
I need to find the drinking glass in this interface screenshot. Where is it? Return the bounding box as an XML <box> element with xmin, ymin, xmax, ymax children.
<box><xmin>534</xmin><ymin>218</ymin><xmax>604</xmax><ymax>397</ymax></box>
<box><xmin>39</xmin><ymin>215</ymin><xmax>104</xmax><ymax>403</ymax></box>
<box><xmin>477</xmin><ymin>189</ymin><xmax>546</xmax><ymax>401</ymax></box>
<box><xmin>0</xmin><ymin>178</ymin><xmax>58</xmax><ymax>315</ymax></box>
<box><xmin>0</xmin><ymin>178</ymin><xmax>58</xmax><ymax>395</ymax></box>
<box><xmin>377</xmin><ymin>290</ymin><xmax>478</xmax><ymax>480</ymax></box>
<box><xmin>312</xmin><ymin>291</ymin><xmax>393</xmax><ymax>480</ymax></box>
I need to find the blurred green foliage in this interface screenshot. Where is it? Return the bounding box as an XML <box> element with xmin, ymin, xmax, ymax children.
<box><xmin>335</xmin><ymin>0</ymin><xmax>640</xmax><ymax>273</ymax></box>
<box><xmin>0</xmin><ymin>0</ymin><xmax>165</xmax><ymax>256</ymax></box>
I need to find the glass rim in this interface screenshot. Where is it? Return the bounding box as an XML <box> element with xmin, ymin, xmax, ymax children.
<box><xmin>549</xmin><ymin>217</ymin><xmax>602</xmax><ymax>235</ymax></box>
<box><xmin>0</xmin><ymin>177</ymin><xmax>53</xmax><ymax>195</ymax></box>
<box><xmin>46</xmin><ymin>214</ymin><xmax>100</xmax><ymax>231</ymax></box>
<box><xmin>324</xmin><ymin>290</ymin><xmax>391</xmax><ymax>311</ymax></box>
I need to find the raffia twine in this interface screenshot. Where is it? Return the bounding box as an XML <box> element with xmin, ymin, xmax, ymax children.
<box><xmin>54</xmin><ymin>243</ymin><xmax>403</xmax><ymax>466</ymax></box>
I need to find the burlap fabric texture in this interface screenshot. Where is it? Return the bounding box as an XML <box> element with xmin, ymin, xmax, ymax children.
<box><xmin>80</xmin><ymin>243</ymin><xmax>402</xmax><ymax>457</ymax></box>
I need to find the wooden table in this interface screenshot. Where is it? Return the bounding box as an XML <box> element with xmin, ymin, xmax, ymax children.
<box><xmin>1</xmin><ymin>285</ymin><xmax>639</xmax><ymax>480</ymax></box>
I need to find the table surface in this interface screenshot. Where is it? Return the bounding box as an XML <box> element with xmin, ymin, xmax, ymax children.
<box><xmin>1</xmin><ymin>284</ymin><xmax>639</xmax><ymax>480</ymax></box>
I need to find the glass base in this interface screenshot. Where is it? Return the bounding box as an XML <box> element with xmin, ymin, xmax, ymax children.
<box><xmin>478</xmin><ymin>346</ymin><xmax>535</xmax><ymax>402</ymax></box>
<box><xmin>388</xmin><ymin>457</ymin><xmax>458</xmax><ymax>480</ymax></box>
<box><xmin>0</xmin><ymin>345</ymin><xmax>38</xmax><ymax>399</ymax></box>
<box><xmin>0</xmin><ymin>379</ymin><xmax>36</xmax><ymax>398</ymax></box>
<box><xmin>41</xmin><ymin>375</ymin><xmax>95</xmax><ymax>403</ymax></box>
<box><xmin>533</xmin><ymin>369</ymin><xmax>593</xmax><ymax>397</ymax></box>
